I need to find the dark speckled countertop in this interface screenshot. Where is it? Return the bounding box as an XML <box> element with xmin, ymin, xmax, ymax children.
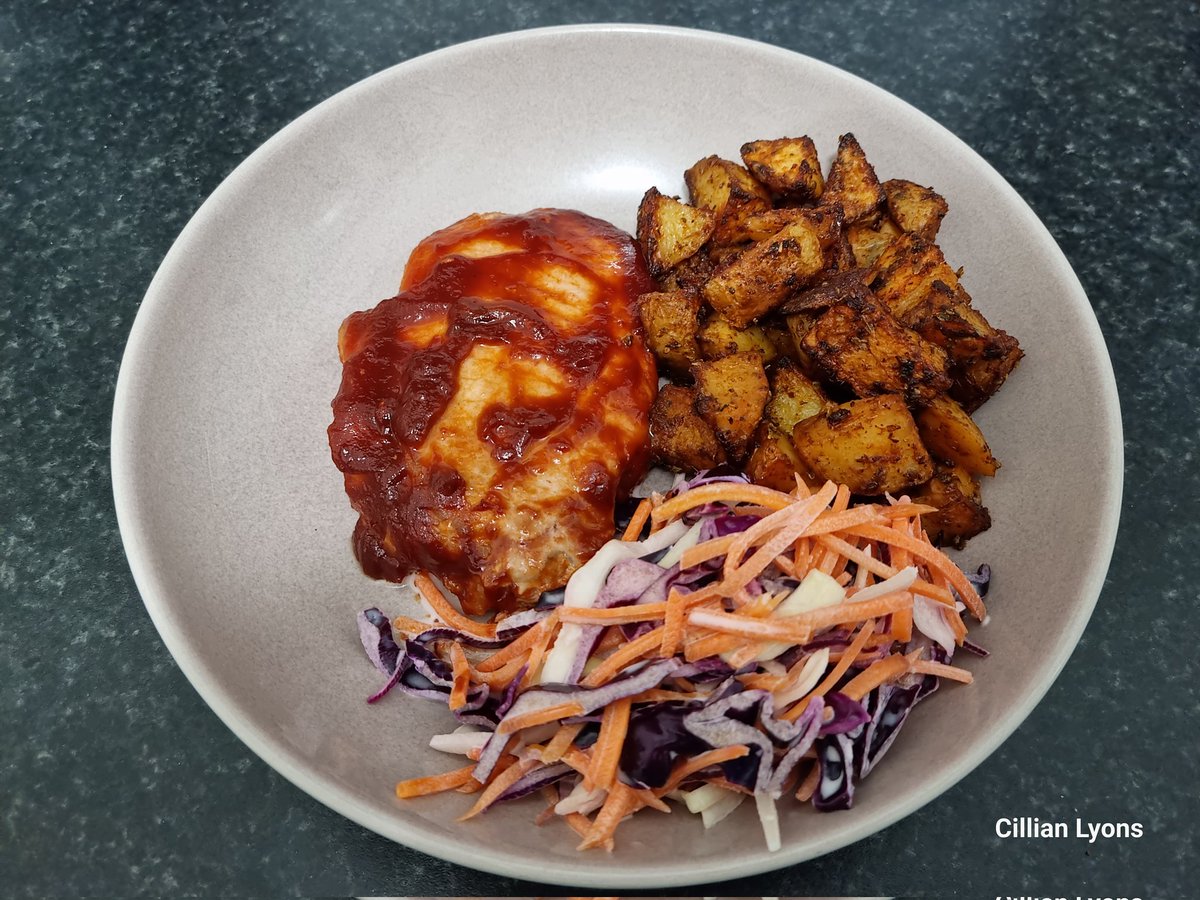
<box><xmin>3</xmin><ymin>1</ymin><xmax>1197</xmax><ymax>897</ymax></box>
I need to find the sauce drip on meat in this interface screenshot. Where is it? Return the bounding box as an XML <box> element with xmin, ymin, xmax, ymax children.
<box><xmin>328</xmin><ymin>209</ymin><xmax>657</xmax><ymax>615</ymax></box>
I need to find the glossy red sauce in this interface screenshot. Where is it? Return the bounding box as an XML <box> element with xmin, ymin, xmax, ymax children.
<box><xmin>328</xmin><ymin>209</ymin><xmax>656</xmax><ymax>614</ymax></box>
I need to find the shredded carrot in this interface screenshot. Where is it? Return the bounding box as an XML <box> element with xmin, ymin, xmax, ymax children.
<box><xmin>621</xmin><ymin>498</ymin><xmax>653</xmax><ymax>541</ymax></box>
<box><xmin>679</xmin><ymin>532</ymin><xmax>740</xmax><ymax>570</ymax></box>
<box><xmin>448</xmin><ymin>642</ymin><xmax>470</xmax><ymax>711</ymax></box>
<box><xmin>386</xmin><ymin>614</ymin><xmax>440</xmax><ymax>636</ymax></box>
<box><xmin>816</xmin><ymin>533</ymin><xmax>896</xmax><ymax>580</ymax></box>
<box><xmin>559</xmin><ymin>602</ymin><xmax>669</xmax><ymax>624</ymax></box>
<box><xmin>563</xmin><ymin>811</ymin><xmax>594</xmax><ymax>840</ymax></box>
<box><xmin>469</xmin><ymin>654</ymin><xmax>528</xmax><ymax>688</ymax></box>
<box><xmin>586</xmin><ymin>697</ymin><xmax>632</xmax><ymax>791</ymax></box>
<box><xmin>910</xmin><ymin>659</ymin><xmax>974</xmax><ymax>683</ymax></box>
<box><xmin>593</xmin><ymin>625</ymin><xmax>625</xmax><ymax>654</ymax></box>
<box><xmin>657</xmin><ymin>744</ymin><xmax>750</xmax><ymax>795</ymax></box>
<box><xmin>723</xmin><ymin>482</ymin><xmax>837</xmax><ymax>578</ymax></box>
<box><xmin>651</xmin><ymin>483</ymin><xmax>795</xmax><ymax>524</ymax></box>
<box><xmin>395</xmin><ymin>764</ymin><xmax>479</xmax><ymax>799</ymax></box>
<box><xmin>840</xmin><ymin>653</ymin><xmax>912</xmax><ymax>701</ymax></box>
<box><xmin>577</xmin><ymin>781</ymin><xmax>641</xmax><ymax>850</ymax></box>
<box><xmin>541</xmin><ymin>722</ymin><xmax>585</xmax><ymax>763</ymax></box>
<box><xmin>534</xmin><ymin>786</ymin><xmax>560</xmax><ymax>826</ymax></box>
<box><xmin>682</xmin><ymin>631</ymin><xmax>745</xmax><ymax>662</ymax></box>
<box><xmin>518</xmin><ymin>611</ymin><xmax>561</xmax><ymax>689</ymax></box>
<box><xmin>474</xmin><ymin>615</ymin><xmax>547</xmax><ymax>672</ymax></box>
<box><xmin>413</xmin><ymin>573</ymin><xmax>498</xmax><ymax>639</ymax></box>
<box><xmin>495</xmin><ymin>701</ymin><xmax>585</xmax><ymax>735</ymax></box>
<box><xmin>458</xmin><ymin>757</ymin><xmax>540</xmax><ymax>820</ymax></box>
<box><xmin>659</xmin><ymin>589</ymin><xmax>688</xmax><ymax>659</ymax></box>
<box><xmin>848</xmin><ymin>523</ymin><xmax>985</xmax><ymax>618</ymax></box>
<box><xmin>632</xmin><ymin>787</ymin><xmax>672</xmax><ymax>812</ymax></box>
<box><xmin>795</xmin><ymin>760</ymin><xmax>821</xmax><ymax>802</ymax></box>
<box><xmin>580</xmin><ymin>625</ymin><xmax>665</xmax><ymax>687</ymax></box>
<box><xmin>783</xmin><ymin>618</ymin><xmax>876</xmax><ymax>721</ymax></box>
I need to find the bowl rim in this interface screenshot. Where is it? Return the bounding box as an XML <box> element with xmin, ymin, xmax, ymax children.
<box><xmin>110</xmin><ymin>21</ymin><xmax>1124</xmax><ymax>888</ymax></box>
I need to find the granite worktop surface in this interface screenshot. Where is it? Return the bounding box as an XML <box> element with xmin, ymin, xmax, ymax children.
<box><xmin>3</xmin><ymin>1</ymin><xmax>1197</xmax><ymax>897</ymax></box>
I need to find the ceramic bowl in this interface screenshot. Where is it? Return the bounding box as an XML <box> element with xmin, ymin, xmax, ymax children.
<box><xmin>112</xmin><ymin>24</ymin><xmax>1122</xmax><ymax>888</ymax></box>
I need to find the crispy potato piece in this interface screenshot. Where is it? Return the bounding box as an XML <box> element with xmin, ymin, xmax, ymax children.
<box><xmin>801</xmin><ymin>294</ymin><xmax>952</xmax><ymax>407</ymax></box>
<box><xmin>847</xmin><ymin>216</ymin><xmax>903</xmax><ymax>268</ymax></box>
<box><xmin>746</xmin><ymin>422</ymin><xmax>817</xmax><ymax>492</ymax></box>
<box><xmin>791</xmin><ymin>395</ymin><xmax>933</xmax><ymax>495</ymax></box>
<box><xmin>883</xmin><ymin>179</ymin><xmax>949</xmax><ymax>240</ymax></box>
<box><xmin>915</xmin><ymin>394</ymin><xmax>999</xmax><ymax>476</ymax></box>
<box><xmin>822</xmin><ymin>133</ymin><xmax>885</xmax><ymax>224</ymax></box>
<box><xmin>638</xmin><ymin>291</ymin><xmax>702</xmax><ymax>376</ymax></box>
<box><xmin>765</xmin><ymin>365</ymin><xmax>831</xmax><ymax>434</ymax></box>
<box><xmin>649</xmin><ymin>384</ymin><xmax>727</xmax><ymax>471</ymax></box>
<box><xmin>779</xmin><ymin>268</ymin><xmax>871</xmax><ymax>315</ymax></box>
<box><xmin>692</xmin><ymin>352</ymin><xmax>771</xmax><ymax>460</ymax></box>
<box><xmin>659</xmin><ymin>250</ymin><xmax>716</xmax><ymax>294</ymax></box>
<box><xmin>906</xmin><ymin>281</ymin><xmax>1024</xmax><ymax>411</ymax></box>
<box><xmin>697</xmin><ymin>314</ymin><xmax>778</xmax><ymax>363</ymax></box>
<box><xmin>911</xmin><ymin>461</ymin><xmax>991</xmax><ymax>548</ymax></box>
<box><xmin>740</xmin><ymin>136</ymin><xmax>824</xmax><ymax>202</ymax></box>
<box><xmin>760</xmin><ymin>320</ymin><xmax>798</xmax><ymax>363</ymax></box>
<box><xmin>784</xmin><ymin>309</ymin><xmax>822</xmax><ymax>373</ymax></box>
<box><xmin>867</xmin><ymin>232</ymin><xmax>960</xmax><ymax>321</ymax></box>
<box><xmin>684</xmin><ymin>156</ymin><xmax>772</xmax><ymax>246</ymax></box>
<box><xmin>702</xmin><ymin>216</ymin><xmax>825</xmax><ymax>327</ymax></box>
<box><xmin>636</xmin><ymin>188</ymin><xmax>716</xmax><ymax>277</ymax></box>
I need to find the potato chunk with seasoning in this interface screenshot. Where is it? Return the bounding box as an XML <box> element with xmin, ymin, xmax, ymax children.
<box><xmin>649</xmin><ymin>384</ymin><xmax>726</xmax><ymax>471</ymax></box>
<box><xmin>846</xmin><ymin>216</ymin><xmax>902</xmax><ymax>268</ymax></box>
<box><xmin>867</xmin><ymin>231</ymin><xmax>960</xmax><ymax>321</ymax></box>
<box><xmin>702</xmin><ymin>216</ymin><xmax>825</xmax><ymax>327</ymax></box>
<box><xmin>822</xmin><ymin>133</ymin><xmax>885</xmax><ymax>223</ymax></box>
<box><xmin>911</xmin><ymin>461</ymin><xmax>991</xmax><ymax>548</ymax></box>
<box><xmin>684</xmin><ymin>156</ymin><xmax>772</xmax><ymax>245</ymax></box>
<box><xmin>765</xmin><ymin>365</ymin><xmax>831</xmax><ymax>434</ymax></box>
<box><xmin>915</xmin><ymin>394</ymin><xmax>999</xmax><ymax>476</ymax></box>
<box><xmin>884</xmin><ymin>179</ymin><xmax>949</xmax><ymax>240</ymax></box>
<box><xmin>906</xmin><ymin>281</ymin><xmax>1023</xmax><ymax>411</ymax></box>
<box><xmin>746</xmin><ymin>422</ymin><xmax>815</xmax><ymax>492</ymax></box>
<box><xmin>638</xmin><ymin>290</ymin><xmax>702</xmax><ymax>376</ymax></box>
<box><xmin>692</xmin><ymin>352</ymin><xmax>771</xmax><ymax>460</ymax></box>
<box><xmin>696</xmin><ymin>314</ymin><xmax>778</xmax><ymax>363</ymax></box>
<box><xmin>636</xmin><ymin>188</ymin><xmax>716</xmax><ymax>277</ymax></box>
<box><xmin>791</xmin><ymin>395</ymin><xmax>933</xmax><ymax>494</ymax></box>
<box><xmin>740</xmin><ymin>136</ymin><xmax>824</xmax><ymax>202</ymax></box>
<box><xmin>801</xmin><ymin>294</ymin><xmax>952</xmax><ymax>407</ymax></box>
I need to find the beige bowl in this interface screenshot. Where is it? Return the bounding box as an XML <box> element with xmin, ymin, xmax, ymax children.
<box><xmin>111</xmin><ymin>24</ymin><xmax>1122</xmax><ymax>889</ymax></box>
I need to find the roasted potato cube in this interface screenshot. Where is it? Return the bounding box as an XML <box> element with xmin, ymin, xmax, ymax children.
<box><xmin>684</xmin><ymin>156</ymin><xmax>772</xmax><ymax>246</ymax></box>
<box><xmin>765</xmin><ymin>365</ymin><xmax>831</xmax><ymax>434</ymax></box>
<box><xmin>740</xmin><ymin>136</ymin><xmax>824</xmax><ymax>202</ymax></box>
<box><xmin>702</xmin><ymin>216</ymin><xmax>825</xmax><ymax>327</ymax></box>
<box><xmin>784</xmin><ymin>309</ymin><xmax>822</xmax><ymax>373</ymax></box>
<box><xmin>906</xmin><ymin>281</ymin><xmax>1023</xmax><ymax>410</ymax></box>
<box><xmin>883</xmin><ymin>179</ymin><xmax>948</xmax><ymax>240</ymax></box>
<box><xmin>847</xmin><ymin>216</ymin><xmax>903</xmax><ymax>268</ymax></box>
<box><xmin>867</xmin><ymin>232</ymin><xmax>960</xmax><ymax>321</ymax></box>
<box><xmin>697</xmin><ymin>314</ymin><xmax>778</xmax><ymax>363</ymax></box>
<box><xmin>791</xmin><ymin>395</ymin><xmax>933</xmax><ymax>494</ymax></box>
<box><xmin>638</xmin><ymin>291</ymin><xmax>702</xmax><ymax>376</ymax></box>
<box><xmin>636</xmin><ymin>188</ymin><xmax>716</xmax><ymax>277</ymax></box>
<box><xmin>779</xmin><ymin>268</ymin><xmax>871</xmax><ymax>315</ymax></box>
<box><xmin>911</xmin><ymin>461</ymin><xmax>991</xmax><ymax>548</ymax></box>
<box><xmin>659</xmin><ymin>250</ymin><xmax>715</xmax><ymax>294</ymax></box>
<box><xmin>760</xmin><ymin>320</ymin><xmax>798</xmax><ymax>363</ymax></box>
<box><xmin>802</xmin><ymin>294</ymin><xmax>952</xmax><ymax>407</ymax></box>
<box><xmin>692</xmin><ymin>352</ymin><xmax>771</xmax><ymax>460</ymax></box>
<box><xmin>649</xmin><ymin>384</ymin><xmax>726</xmax><ymax>471</ymax></box>
<box><xmin>915</xmin><ymin>394</ymin><xmax>999</xmax><ymax>476</ymax></box>
<box><xmin>822</xmin><ymin>133</ymin><xmax>885</xmax><ymax>224</ymax></box>
<box><xmin>746</xmin><ymin>422</ymin><xmax>817</xmax><ymax>492</ymax></box>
